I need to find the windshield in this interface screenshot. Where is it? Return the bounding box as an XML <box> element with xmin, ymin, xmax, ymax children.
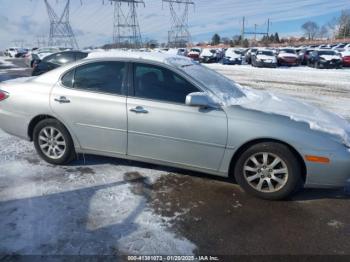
<box><xmin>319</xmin><ymin>51</ymin><xmax>337</xmax><ymax>56</ymax></box>
<box><xmin>179</xmin><ymin>64</ymin><xmax>245</xmax><ymax>105</ymax></box>
<box><xmin>280</xmin><ymin>49</ymin><xmax>295</xmax><ymax>54</ymax></box>
<box><xmin>257</xmin><ymin>51</ymin><xmax>274</xmax><ymax>56</ymax></box>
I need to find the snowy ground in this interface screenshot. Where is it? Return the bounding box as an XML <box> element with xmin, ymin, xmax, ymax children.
<box><xmin>0</xmin><ymin>57</ymin><xmax>350</xmax><ymax>258</ymax></box>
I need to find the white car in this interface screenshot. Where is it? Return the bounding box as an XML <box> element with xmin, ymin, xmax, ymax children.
<box><xmin>7</xmin><ymin>47</ymin><xmax>19</xmax><ymax>58</ymax></box>
<box><xmin>252</xmin><ymin>50</ymin><xmax>277</xmax><ymax>68</ymax></box>
<box><xmin>199</xmin><ymin>48</ymin><xmax>219</xmax><ymax>63</ymax></box>
<box><xmin>222</xmin><ymin>48</ymin><xmax>243</xmax><ymax>65</ymax></box>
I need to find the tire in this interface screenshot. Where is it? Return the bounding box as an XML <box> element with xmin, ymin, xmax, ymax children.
<box><xmin>234</xmin><ymin>142</ymin><xmax>303</xmax><ymax>200</ymax></box>
<box><xmin>33</xmin><ymin>119</ymin><xmax>76</xmax><ymax>165</ymax></box>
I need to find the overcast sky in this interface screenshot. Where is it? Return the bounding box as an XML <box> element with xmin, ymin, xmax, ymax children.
<box><xmin>0</xmin><ymin>0</ymin><xmax>349</xmax><ymax>49</ymax></box>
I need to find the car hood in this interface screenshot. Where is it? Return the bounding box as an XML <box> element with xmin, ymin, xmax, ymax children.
<box><xmin>278</xmin><ymin>53</ymin><xmax>298</xmax><ymax>58</ymax></box>
<box><xmin>231</xmin><ymin>88</ymin><xmax>350</xmax><ymax>147</ymax></box>
<box><xmin>256</xmin><ymin>55</ymin><xmax>276</xmax><ymax>60</ymax></box>
<box><xmin>320</xmin><ymin>55</ymin><xmax>341</xmax><ymax>61</ymax></box>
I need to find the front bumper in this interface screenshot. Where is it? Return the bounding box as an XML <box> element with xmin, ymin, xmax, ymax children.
<box><xmin>319</xmin><ymin>59</ymin><xmax>342</xmax><ymax>68</ymax></box>
<box><xmin>304</xmin><ymin>147</ymin><xmax>350</xmax><ymax>188</ymax></box>
<box><xmin>254</xmin><ymin>60</ymin><xmax>277</xmax><ymax>68</ymax></box>
<box><xmin>278</xmin><ymin>58</ymin><xmax>299</xmax><ymax>66</ymax></box>
<box><xmin>222</xmin><ymin>58</ymin><xmax>242</xmax><ymax>65</ymax></box>
<box><xmin>200</xmin><ymin>56</ymin><xmax>217</xmax><ymax>63</ymax></box>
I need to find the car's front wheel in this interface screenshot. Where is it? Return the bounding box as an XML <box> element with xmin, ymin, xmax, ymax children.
<box><xmin>33</xmin><ymin>119</ymin><xmax>76</xmax><ymax>165</ymax></box>
<box><xmin>234</xmin><ymin>142</ymin><xmax>303</xmax><ymax>200</ymax></box>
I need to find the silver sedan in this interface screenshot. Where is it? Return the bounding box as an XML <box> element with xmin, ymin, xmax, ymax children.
<box><xmin>0</xmin><ymin>52</ymin><xmax>349</xmax><ymax>200</ymax></box>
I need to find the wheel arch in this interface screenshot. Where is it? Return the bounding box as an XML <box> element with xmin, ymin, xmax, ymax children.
<box><xmin>228</xmin><ymin>138</ymin><xmax>307</xmax><ymax>183</ymax></box>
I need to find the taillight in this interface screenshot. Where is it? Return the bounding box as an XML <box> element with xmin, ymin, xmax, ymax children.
<box><xmin>0</xmin><ymin>90</ymin><xmax>9</xmax><ymax>101</ymax></box>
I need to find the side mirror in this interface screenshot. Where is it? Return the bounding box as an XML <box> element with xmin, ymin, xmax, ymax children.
<box><xmin>185</xmin><ymin>92</ymin><xmax>218</xmax><ymax>108</ymax></box>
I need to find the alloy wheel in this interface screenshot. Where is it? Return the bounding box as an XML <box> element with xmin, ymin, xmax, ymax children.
<box><xmin>38</xmin><ymin>126</ymin><xmax>67</xmax><ymax>160</ymax></box>
<box><xmin>243</xmin><ymin>152</ymin><xmax>289</xmax><ymax>193</ymax></box>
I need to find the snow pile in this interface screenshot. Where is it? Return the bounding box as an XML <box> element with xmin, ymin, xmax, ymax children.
<box><xmin>0</xmin><ymin>129</ymin><xmax>196</xmax><ymax>255</ymax></box>
<box><xmin>0</xmin><ymin>56</ymin><xmax>16</xmax><ymax>68</ymax></box>
<box><xmin>237</xmin><ymin>87</ymin><xmax>350</xmax><ymax>147</ymax></box>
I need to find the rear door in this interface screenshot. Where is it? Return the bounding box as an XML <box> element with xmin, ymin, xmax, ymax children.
<box><xmin>50</xmin><ymin>61</ymin><xmax>128</xmax><ymax>155</ymax></box>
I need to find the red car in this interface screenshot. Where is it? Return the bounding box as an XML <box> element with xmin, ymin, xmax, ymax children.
<box><xmin>187</xmin><ymin>48</ymin><xmax>201</xmax><ymax>61</ymax></box>
<box><xmin>277</xmin><ymin>48</ymin><xmax>299</xmax><ymax>66</ymax></box>
<box><xmin>342</xmin><ymin>52</ymin><xmax>350</xmax><ymax>67</ymax></box>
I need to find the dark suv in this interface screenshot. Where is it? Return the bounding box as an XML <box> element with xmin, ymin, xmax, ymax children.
<box><xmin>32</xmin><ymin>51</ymin><xmax>88</xmax><ymax>76</ymax></box>
<box><xmin>307</xmin><ymin>50</ymin><xmax>342</xmax><ymax>69</ymax></box>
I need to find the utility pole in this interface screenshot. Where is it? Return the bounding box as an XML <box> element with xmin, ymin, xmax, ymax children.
<box><xmin>241</xmin><ymin>16</ymin><xmax>245</xmax><ymax>46</ymax></box>
<box><xmin>241</xmin><ymin>17</ymin><xmax>271</xmax><ymax>45</ymax></box>
<box><xmin>110</xmin><ymin>0</ymin><xmax>145</xmax><ymax>49</ymax></box>
<box><xmin>44</xmin><ymin>0</ymin><xmax>79</xmax><ymax>49</ymax></box>
<box><xmin>163</xmin><ymin>0</ymin><xmax>195</xmax><ymax>48</ymax></box>
<box><xmin>254</xmin><ymin>24</ymin><xmax>257</xmax><ymax>41</ymax></box>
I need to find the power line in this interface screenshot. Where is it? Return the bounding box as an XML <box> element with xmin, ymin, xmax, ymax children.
<box><xmin>163</xmin><ymin>0</ymin><xmax>194</xmax><ymax>48</ymax></box>
<box><xmin>109</xmin><ymin>0</ymin><xmax>145</xmax><ymax>49</ymax></box>
<box><xmin>44</xmin><ymin>0</ymin><xmax>79</xmax><ymax>49</ymax></box>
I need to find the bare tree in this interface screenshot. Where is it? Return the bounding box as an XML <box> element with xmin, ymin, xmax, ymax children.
<box><xmin>302</xmin><ymin>21</ymin><xmax>319</xmax><ymax>40</ymax></box>
<box><xmin>318</xmin><ymin>25</ymin><xmax>329</xmax><ymax>39</ymax></box>
<box><xmin>337</xmin><ymin>10</ymin><xmax>350</xmax><ymax>39</ymax></box>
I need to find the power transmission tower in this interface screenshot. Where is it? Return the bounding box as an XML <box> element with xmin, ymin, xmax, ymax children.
<box><xmin>163</xmin><ymin>0</ymin><xmax>194</xmax><ymax>48</ymax></box>
<box><xmin>44</xmin><ymin>0</ymin><xmax>79</xmax><ymax>49</ymax></box>
<box><xmin>110</xmin><ymin>0</ymin><xmax>145</xmax><ymax>49</ymax></box>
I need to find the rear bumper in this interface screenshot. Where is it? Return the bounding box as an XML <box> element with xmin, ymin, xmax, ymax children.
<box><xmin>0</xmin><ymin>107</ymin><xmax>30</xmax><ymax>141</ymax></box>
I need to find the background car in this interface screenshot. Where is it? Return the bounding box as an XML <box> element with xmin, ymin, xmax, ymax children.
<box><xmin>308</xmin><ymin>50</ymin><xmax>342</xmax><ymax>69</ymax></box>
<box><xmin>245</xmin><ymin>48</ymin><xmax>258</xmax><ymax>64</ymax></box>
<box><xmin>32</xmin><ymin>51</ymin><xmax>88</xmax><ymax>76</ymax></box>
<box><xmin>341</xmin><ymin>50</ymin><xmax>350</xmax><ymax>67</ymax></box>
<box><xmin>7</xmin><ymin>47</ymin><xmax>19</xmax><ymax>58</ymax></box>
<box><xmin>199</xmin><ymin>48</ymin><xmax>219</xmax><ymax>63</ymax></box>
<box><xmin>187</xmin><ymin>48</ymin><xmax>202</xmax><ymax>61</ymax></box>
<box><xmin>252</xmin><ymin>50</ymin><xmax>277</xmax><ymax>68</ymax></box>
<box><xmin>298</xmin><ymin>49</ymin><xmax>315</xmax><ymax>65</ymax></box>
<box><xmin>277</xmin><ymin>48</ymin><xmax>299</xmax><ymax>66</ymax></box>
<box><xmin>14</xmin><ymin>48</ymin><xmax>29</xmax><ymax>58</ymax></box>
<box><xmin>222</xmin><ymin>48</ymin><xmax>243</xmax><ymax>65</ymax></box>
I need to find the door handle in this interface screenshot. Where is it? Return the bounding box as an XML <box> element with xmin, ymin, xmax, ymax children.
<box><xmin>129</xmin><ymin>106</ymin><xmax>148</xmax><ymax>114</ymax></box>
<box><xmin>54</xmin><ymin>96</ymin><xmax>70</xmax><ymax>104</ymax></box>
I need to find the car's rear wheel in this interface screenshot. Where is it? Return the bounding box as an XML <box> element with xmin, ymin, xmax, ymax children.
<box><xmin>33</xmin><ymin>119</ymin><xmax>75</xmax><ymax>165</ymax></box>
<box><xmin>234</xmin><ymin>142</ymin><xmax>303</xmax><ymax>200</ymax></box>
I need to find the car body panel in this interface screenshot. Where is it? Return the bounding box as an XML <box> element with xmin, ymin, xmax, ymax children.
<box><xmin>127</xmin><ymin>97</ymin><xmax>228</xmax><ymax>171</ymax></box>
<box><xmin>50</xmin><ymin>83</ymin><xmax>128</xmax><ymax>155</ymax></box>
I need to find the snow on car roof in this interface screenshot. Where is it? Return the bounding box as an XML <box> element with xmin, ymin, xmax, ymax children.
<box><xmin>87</xmin><ymin>50</ymin><xmax>195</xmax><ymax>67</ymax></box>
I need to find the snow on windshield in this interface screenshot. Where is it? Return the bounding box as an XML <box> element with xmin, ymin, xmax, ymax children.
<box><xmin>180</xmin><ymin>64</ymin><xmax>245</xmax><ymax>104</ymax></box>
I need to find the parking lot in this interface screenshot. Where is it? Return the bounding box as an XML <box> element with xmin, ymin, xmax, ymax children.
<box><xmin>1</xmin><ymin>56</ymin><xmax>350</xmax><ymax>259</ymax></box>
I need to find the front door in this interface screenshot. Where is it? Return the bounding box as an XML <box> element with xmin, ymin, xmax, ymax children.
<box><xmin>127</xmin><ymin>62</ymin><xmax>228</xmax><ymax>172</ymax></box>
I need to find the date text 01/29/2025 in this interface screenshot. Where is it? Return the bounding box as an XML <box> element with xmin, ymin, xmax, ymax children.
<box><xmin>127</xmin><ymin>255</ymin><xmax>220</xmax><ymax>261</ymax></box>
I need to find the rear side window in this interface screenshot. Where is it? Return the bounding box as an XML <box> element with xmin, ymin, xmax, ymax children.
<box><xmin>61</xmin><ymin>69</ymin><xmax>74</xmax><ymax>88</ymax></box>
<box><xmin>69</xmin><ymin>62</ymin><xmax>127</xmax><ymax>95</ymax></box>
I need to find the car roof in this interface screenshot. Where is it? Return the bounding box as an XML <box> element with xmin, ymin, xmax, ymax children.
<box><xmin>87</xmin><ymin>50</ymin><xmax>194</xmax><ymax>67</ymax></box>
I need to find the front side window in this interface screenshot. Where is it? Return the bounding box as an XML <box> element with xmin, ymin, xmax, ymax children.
<box><xmin>62</xmin><ymin>61</ymin><xmax>127</xmax><ymax>95</ymax></box>
<box><xmin>133</xmin><ymin>63</ymin><xmax>198</xmax><ymax>104</ymax></box>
